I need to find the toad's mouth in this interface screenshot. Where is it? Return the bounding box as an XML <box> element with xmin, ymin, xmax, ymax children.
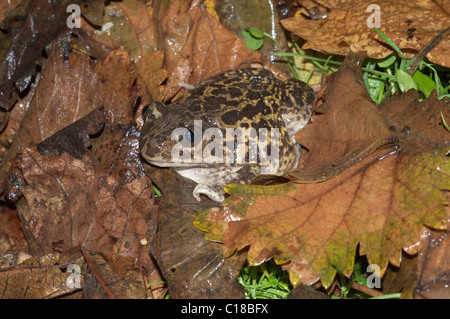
<box><xmin>144</xmin><ymin>158</ymin><xmax>213</xmax><ymax>168</ymax></box>
<box><xmin>143</xmin><ymin>158</ymin><xmax>258</xmax><ymax>169</ymax></box>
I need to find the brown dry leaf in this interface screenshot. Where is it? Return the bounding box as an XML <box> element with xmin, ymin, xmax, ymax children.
<box><xmin>194</xmin><ymin>55</ymin><xmax>450</xmax><ymax>288</ymax></box>
<box><xmin>94</xmin><ymin>47</ymin><xmax>139</xmax><ymax>128</ymax></box>
<box><xmin>16</xmin><ymin>145</ymin><xmax>156</xmax><ymax>273</ymax></box>
<box><xmin>163</xmin><ymin>2</ymin><xmax>263</xmax><ymax>101</ymax></box>
<box><xmin>281</xmin><ymin>0</ymin><xmax>450</xmax><ymax>67</ymax></box>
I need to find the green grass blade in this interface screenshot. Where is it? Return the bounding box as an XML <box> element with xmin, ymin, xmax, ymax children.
<box><xmin>372</xmin><ymin>27</ymin><xmax>405</xmax><ymax>59</ymax></box>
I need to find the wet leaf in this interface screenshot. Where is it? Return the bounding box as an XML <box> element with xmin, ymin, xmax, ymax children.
<box><xmin>148</xmin><ymin>168</ymin><xmax>246</xmax><ymax>299</ymax></box>
<box><xmin>0</xmin><ymin>0</ymin><xmax>88</xmax><ymax>110</ymax></box>
<box><xmin>103</xmin><ymin>0</ymin><xmax>160</xmax><ymax>60</ymax></box>
<box><xmin>414</xmin><ymin>203</ymin><xmax>450</xmax><ymax>299</ymax></box>
<box><xmin>281</xmin><ymin>0</ymin><xmax>450</xmax><ymax>67</ymax></box>
<box><xmin>215</xmin><ymin>0</ymin><xmax>290</xmax><ymax>73</ymax></box>
<box><xmin>82</xmin><ymin>250</ymin><xmax>148</xmax><ymax>299</ymax></box>
<box><xmin>4</xmin><ymin>42</ymin><xmax>103</xmax><ymax>158</ymax></box>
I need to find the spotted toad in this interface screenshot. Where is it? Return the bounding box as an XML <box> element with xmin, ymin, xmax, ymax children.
<box><xmin>139</xmin><ymin>68</ymin><xmax>314</xmax><ymax>202</ymax></box>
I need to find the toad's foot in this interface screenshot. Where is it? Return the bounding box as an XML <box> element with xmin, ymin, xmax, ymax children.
<box><xmin>193</xmin><ymin>184</ymin><xmax>226</xmax><ymax>202</ymax></box>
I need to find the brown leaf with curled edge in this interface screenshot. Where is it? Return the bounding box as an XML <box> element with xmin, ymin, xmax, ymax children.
<box><xmin>281</xmin><ymin>0</ymin><xmax>450</xmax><ymax>67</ymax></box>
<box><xmin>414</xmin><ymin>202</ymin><xmax>450</xmax><ymax>299</ymax></box>
<box><xmin>194</xmin><ymin>55</ymin><xmax>450</xmax><ymax>288</ymax></box>
<box><xmin>292</xmin><ymin>54</ymin><xmax>393</xmax><ymax>182</ymax></box>
<box><xmin>163</xmin><ymin>3</ymin><xmax>263</xmax><ymax>101</ymax></box>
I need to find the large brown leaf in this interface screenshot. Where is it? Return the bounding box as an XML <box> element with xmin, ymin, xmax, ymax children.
<box><xmin>281</xmin><ymin>0</ymin><xmax>450</xmax><ymax>67</ymax></box>
<box><xmin>163</xmin><ymin>2</ymin><xmax>263</xmax><ymax>101</ymax></box>
<box><xmin>17</xmin><ymin>141</ymin><xmax>156</xmax><ymax>273</ymax></box>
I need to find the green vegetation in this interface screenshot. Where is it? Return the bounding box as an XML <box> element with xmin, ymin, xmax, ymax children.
<box><xmin>238</xmin><ymin>259</ymin><xmax>293</xmax><ymax>299</ymax></box>
<box><xmin>243</xmin><ymin>27</ymin><xmax>450</xmax><ymax>105</ymax></box>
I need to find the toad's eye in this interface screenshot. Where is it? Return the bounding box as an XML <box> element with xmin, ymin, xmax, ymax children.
<box><xmin>142</xmin><ymin>104</ymin><xmax>150</xmax><ymax>119</ymax></box>
<box><xmin>142</xmin><ymin>104</ymin><xmax>156</xmax><ymax>121</ymax></box>
<box><xmin>185</xmin><ymin>128</ymin><xmax>194</xmax><ymax>143</ymax></box>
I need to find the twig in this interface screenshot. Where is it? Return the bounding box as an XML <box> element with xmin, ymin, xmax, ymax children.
<box><xmin>408</xmin><ymin>27</ymin><xmax>450</xmax><ymax>76</ymax></box>
<box><xmin>350</xmin><ymin>282</ymin><xmax>384</xmax><ymax>297</ymax></box>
